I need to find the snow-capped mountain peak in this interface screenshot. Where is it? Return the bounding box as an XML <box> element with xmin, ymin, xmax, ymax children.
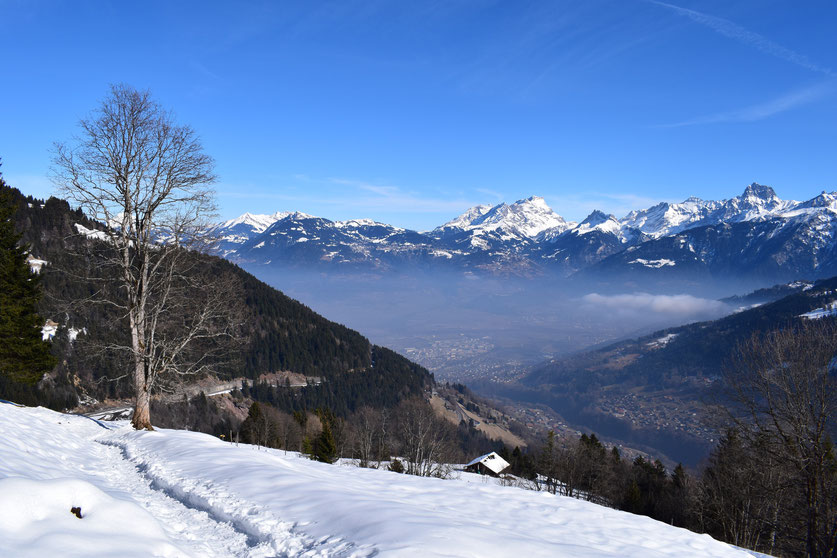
<box><xmin>221</xmin><ymin>212</ymin><xmax>280</xmax><ymax>233</ymax></box>
<box><xmin>797</xmin><ymin>191</ymin><xmax>837</xmax><ymax>210</ymax></box>
<box><xmin>715</xmin><ymin>183</ymin><xmax>791</xmax><ymax>223</ymax></box>
<box><xmin>575</xmin><ymin>210</ymin><xmax>621</xmax><ymax>236</ymax></box>
<box><xmin>465</xmin><ymin>196</ymin><xmax>573</xmax><ymax>239</ymax></box>
<box><xmin>580</xmin><ymin>210</ymin><xmax>611</xmax><ymax>228</ymax></box>
<box><xmin>620</xmin><ymin>198</ymin><xmax>715</xmax><ymax>239</ymax></box>
<box><xmin>619</xmin><ymin>184</ymin><xmax>791</xmax><ymax>239</ymax></box>
<box><xmin>436</xmin><ymin>204</ymin><xmax>493</xmax><ymax>231</ymax></box>
<box><xmin>741</xmin><ymin>182</ymin><xmax>778</xmax><ymax>202</ymax></box>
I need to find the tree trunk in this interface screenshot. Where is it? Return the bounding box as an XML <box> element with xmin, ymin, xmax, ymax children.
<box><xmin>131</xmin><ymin>386</ymin><xmax>153</xmax><ymax>430</ymax></box>
<box><xmin>131</xmin><ymin>353</ymin><xmax>154</xmax><ymax>430</ymax></box>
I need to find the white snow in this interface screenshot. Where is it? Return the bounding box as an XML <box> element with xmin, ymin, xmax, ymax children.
<box><xmin>0</xmin><ymin>402</ymin><xmax>756</xmax><ymax>558</ymax></box>
<box><xmin>628</xmin><ymin>258</ymin><xmax>676</xmax><ymax>268</ymax></box>
<box><xmin>41</xmin><ymin>321</ymin><xmax>57</xmax><ymax>341</ymax></box>
<box><xmin>430</xmin><ymin>249</ymin><xmax>454</xmax><ymax>259</ymax></box>
<box><xmin>0</xmin><ymin>404</ymin><xmax>251</xmax><ymax>557</ymax></box>
<box><xmin>68</xmin><ymin>327</ymin><xmax>86</xmax><ymax>342</ymax></box>
<box><xmin>74</xmin><ymin>223</ymin><xmax>109</xmax><ymax>242</ymax></box>
<box><xmin>0</xmin><ymin>477</ymin><xmax>185</xmax><ymax>558</ymax></box>
<box><xmin>801</xmin><ymin>301</ymin><xmax>837</xmax><ymax>320</ymax></box>
<box><xmin>646</xmin><ymin>333</ymin><xmax>679</xmax><ymax>348</ymax></box>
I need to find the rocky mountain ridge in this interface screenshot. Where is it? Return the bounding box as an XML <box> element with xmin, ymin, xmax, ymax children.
<box><xmin>215</xmin><ymin>184</ymin><xmax>837</xmax><ymax>281</ymax></box>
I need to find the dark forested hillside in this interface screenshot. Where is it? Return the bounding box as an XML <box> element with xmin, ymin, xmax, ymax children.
<box><xmin>487</xmin><ymin>277</ymin><xmax>837</xmax><ymax>465</ymax></box>
<box><xmin>526</xmin><ymin>275</ymin><xmax>837</xmax><ymax>390</ymax></box>
<box><xmin>0</xmin><ymin>182</ymin><xmax>432</xmax><ymax>413</ymax></box>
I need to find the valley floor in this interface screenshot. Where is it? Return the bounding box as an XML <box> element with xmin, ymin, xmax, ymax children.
<box><xmin>0</xmin><ymin>402</ymin><xmax>760</xmax><ymax>557</ymax></box>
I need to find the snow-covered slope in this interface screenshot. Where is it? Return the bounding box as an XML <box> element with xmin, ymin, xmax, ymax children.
<box><xmin>0</xmin><ymin>402</ymin><xmax>755</xmax><ymax>558</ymax></box>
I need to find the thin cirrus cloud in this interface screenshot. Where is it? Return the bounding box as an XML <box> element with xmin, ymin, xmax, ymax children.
<box><xmin>650</xmin><ymin>1</ymin><xmax>835</xmax><ymax>127</ymax></box>
<box><xmin>326</xmin><ymin>178</ymin><xmax>478</xmax><ymax>214</ymax></box>
<box><xmin>220</xmin><ymin>178</ymin><xmax>478</xmax><ymax>218</ymax></box>
<box><xmin>660</xmin><ymin>81</ymin><xmax>835</xmax><ymax>128</ymax></box>
<box><xmin>648</xmin><ymin>1</ymin><xmax>834</xmax><ymax>77</ymax></box>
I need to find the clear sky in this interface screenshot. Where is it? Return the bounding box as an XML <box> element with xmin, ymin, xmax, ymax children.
<box><xmin>2</xmin><ymin>0</ymin><xmax>836</xmax><ymax>230</ymax></box>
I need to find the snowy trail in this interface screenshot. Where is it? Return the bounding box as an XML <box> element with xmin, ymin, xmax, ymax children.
<box><xmin>103</xmin><ymin>433</ymin><xmax>377</xmax><ymax>557</ymax></box>
<box><xmin>90</xmin><ymin>439</ymin><xmax>258</xmax><ymax>557</ymax></box>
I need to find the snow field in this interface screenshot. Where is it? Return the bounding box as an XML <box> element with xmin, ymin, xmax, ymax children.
<box><xmin>0</xmin><ymin>476</ymin><xmax>183</xmax><ymax>557</ymax></box>
<box><xmin>1</xmin><ymin>403</ymin><xmax>757</xmax><ymax>557</ymax></box>
<box><xmin>0</xmin><ymin>405</ymin><xmax>256</xmax><ymax>557</ymax></box>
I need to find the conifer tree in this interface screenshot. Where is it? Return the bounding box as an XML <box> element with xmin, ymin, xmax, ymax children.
<box><xmin>314</xmin><ymin>421</ymin><xmax>338</xmax><ymax>464</ymax></box>
<box><xmin>0</xmin><ymin>174</ymin><xmax>56</xmax><ymax>384</ymax></box>
<box><xmin>314</xmin><ymin>408</ymin><xmax>338</xmax><ymax>463</ymax></box>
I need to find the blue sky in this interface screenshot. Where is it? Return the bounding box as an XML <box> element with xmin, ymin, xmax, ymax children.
<box><xmin>1</xmin><ymin>0</ymin><xmax>836</xmax><ymax>230</ymax></box>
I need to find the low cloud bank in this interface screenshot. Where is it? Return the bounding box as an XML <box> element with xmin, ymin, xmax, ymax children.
<box><xmin>582</xmin><ymin>292</ymin><xmax>728</xmax><ymax>318</ymax></box>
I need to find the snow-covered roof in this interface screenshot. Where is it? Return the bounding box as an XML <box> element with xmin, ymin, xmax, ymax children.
<box><xmin>27</xmin><ymin>255</ymin><xmax>48</xmax><ymax>274</ymax></box>
<box><xmin>464</xmin><ymin>451</ymin><xmax>510</xmax><ymax>475</ymax></box>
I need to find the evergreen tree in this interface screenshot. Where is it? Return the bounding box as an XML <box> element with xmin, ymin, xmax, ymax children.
<box><xmin>313</xmin><ymin>408</ymin><xmax>338</xmax><ymax>463</ymax></box>
<box><xmin>0</xmin><ymin>174</ymin><xmax>56</xmax><ymax>385</ymax></box>
<box><xmin>314</xmin><ymin>421</ymin><xmax>338</xmax><ymax>463</ymax></box>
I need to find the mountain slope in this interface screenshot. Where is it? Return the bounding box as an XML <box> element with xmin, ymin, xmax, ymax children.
<box><xmin>0</xmin><ymin>402</ymin><xmax>755</xmax><ymax>558</ymax></box>
<box><xmin>1</xmin><ymin>183</ymin><xmax>432</xmax><ymax>414</ymax></box>
<box><xmin>492</xmin><ymin>276</ymin><xmax>837</xmax><ymax>463</ymax></box>
<box><xmin>582</xmin><ymin>211</ymin><xmax>837</xmax><ymax>283</ymax></box>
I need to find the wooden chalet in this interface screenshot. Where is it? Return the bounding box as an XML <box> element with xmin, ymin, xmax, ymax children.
<box><xmin>463</xmin><ymin>451</ymin><xmax>510</xmax><ymax>477</ymax></box>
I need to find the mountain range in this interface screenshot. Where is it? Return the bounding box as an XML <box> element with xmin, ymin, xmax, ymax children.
<box><xmin>215</xmin><ymin>184</ymin><xmax>837</xmax><ymax>282</ymax></box>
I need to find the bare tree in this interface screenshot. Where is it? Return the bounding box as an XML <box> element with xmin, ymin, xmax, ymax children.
<box><xmin>723</xmin><ymin>320</ymin><xmax>837</xmax><ymax>557</ymax></box>
<box><xmin>275</xmin><ymin>410</ymin><xmax>301</xmax><ymax>455</ymax></box>
<box><xmin>52</xmin><ymin>84</ymin><xmax>234</xmax><ymax>430</ymax></box>
<box><xmin>350</xmin><ymin>407</ymin><xmax>379</xmax><ymax>467</ymax></box>
<box><xmin>697</xmin><ymin>429</ymin><xmax>787</xmax><ymax>554</ymax></box>
<box><xmin>393</xmin><ymin>398</ymin><xmax>456</xmax><ymax>478</ymax></box>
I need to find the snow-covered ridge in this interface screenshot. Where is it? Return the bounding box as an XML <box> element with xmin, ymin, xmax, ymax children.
<box><xmin>620</xmin><ymin>183</ymin><xmax>803</xmax><ymax>239</ymax></box>
<box><xmin>0</xmin><ymin>403</ymin><xmax>754</xmax><ymax>558</ymax></box>
<box><xmin>218</xmin><ymin>211</ymin><xmax>312</xmax><ymax>234</ymax></box>
<box><xmin>221</xmin><ymin>183</ymin><xmax>832</xmax><ymax>247</ymax></box>
<box><xmin>74</xmin><ymin>223</ymin><xmax>109</xmax><ymax>242</ymax></box>
<box><xmin>436</xmin><ymin>196</ymin><xmax>575</xmax><ymax>239</ymax></box>
<box><xmin>436</xmin><ymin>204</ymin><xmax>492</xmax><ymax>231</ymax></box>
<box><xmin>214</xmin><ymin>183</ymin><xmax>837</xmax><ymax>276</ymax></box>
<box><xmin>334</xmin><ymin>218</ymin><xmax>402</xmax><ymax>230</ymax></box>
